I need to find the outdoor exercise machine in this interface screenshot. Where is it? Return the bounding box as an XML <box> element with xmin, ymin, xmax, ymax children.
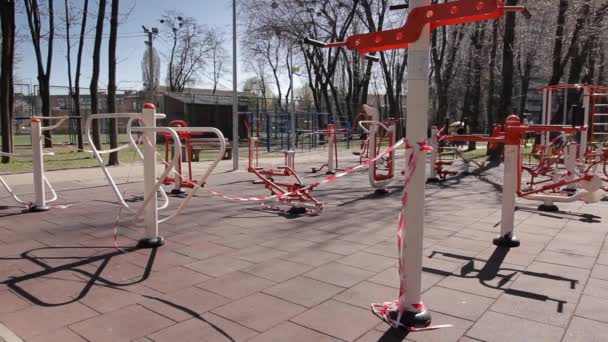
<box><xmin>445</xmin><ymin>115</ymin><xmax>601</xmax><ymax>232</ymax></box>
<box><xmin>245</xmin><ymin>118</ymin><xmax>322</xmax><ymax>214</ymax></box>
<box><xmin>159</xmin><ymin>120</ymin><xmax>200</xmax><ymax>195</ymax></box>
<box><xmin>539</xmin><ymin>84</ymin><xmax>608</xmax><ymax>154</ymax></box>
<box><xmin>0</xmin><ymin>116</ymin><xmax>69</xmax><ymax>211</ymax></box>
<box><xmin>310</xmin><ymin>124</ymin><xmax>349</xmax><ymax>174</ymax></box>
<box><xmin>358</xmin><ymin>119</ymin><xmax>398</xmax><ymax>194</ymax></box>
<box><xmin>86</xmin><ymin>104</ymin><xmax>226</xmax><ymax>247</ymax></box>
<box><xmin>305</xmin><ymin>0</ymin><xmax>528</xmax><ymax>331</ymax></box>
<box><xmin>428</xmin><ymin>120</ymin><xmax>487</xmax><ymax>182</ymax></box>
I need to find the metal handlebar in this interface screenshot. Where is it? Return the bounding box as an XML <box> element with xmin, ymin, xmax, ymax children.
<box><xmin>85</xmin><ymin>113</ymin><xmax>172</xmax><ymax>212</ymax></box>
<box><xmin>126</xmin><ymin>126</ymin><xmax>227</xmax><ymax>225</ymax></box>
<box><xmin>358</xmin><ymin>120</ymin><xmax>390</xmax><ymax>133</ymax></box>
<box><xmin>36</xmin><ymin>116</ymin><xmax>69</xmax><ymax>132</ymax></box>
<box><xmin>389</xmin><ymin>3</ymin><xmax>408</xmax><ymax>10</ymax></box>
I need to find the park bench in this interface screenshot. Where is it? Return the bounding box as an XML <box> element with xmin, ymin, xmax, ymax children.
<box><xmin>186</xmin><ymin>137</ymin><xmax>232</xmax><ymax>161</ymax></box>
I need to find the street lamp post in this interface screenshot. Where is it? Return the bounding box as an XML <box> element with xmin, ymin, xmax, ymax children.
<box><xmin>232</xmin><ymin>0</ymin><xmax>239</xmax><ymax>170</ymax></box>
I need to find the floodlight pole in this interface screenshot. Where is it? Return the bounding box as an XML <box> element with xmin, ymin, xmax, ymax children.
<box><xmin>232</xmin><ymin>0</ymin><xmax>239</xmax><ymax>170</ymax></box>
<box><xmin>290</xmin><ymin>46</ymin><xmax>296</xmax><ymax>150</ymax></box>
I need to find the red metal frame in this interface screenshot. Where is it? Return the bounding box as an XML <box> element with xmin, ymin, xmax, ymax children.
<box><xmin>436</xmin><ymin>115</ymin><xmax>590</xmax><ymax>195</ymax></box>
<box><xmin>311</xmin><ymin>124</ymin><xmax>350</xmax><ymax>173</ymax></box>
<box><xmin>244</xmin><ymin>118</ymin><xmax>322</xmax><ymax>210</ymax></box>
<box><xmin>372</xmin><ymin>120</ymin><xmax>398</xmax><ymax>182</ymax></box>
<box><xmin>160</xmin><ymin>120</ymin><xmax>200</xmax><ymax>189</ymax></box>
<box><xmin>315</xmin><ymin>1</ymin><xmax>526</xmax><ymax>55</ymax></box>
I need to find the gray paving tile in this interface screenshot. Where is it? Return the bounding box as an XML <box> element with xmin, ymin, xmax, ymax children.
<box><xmin>242</xmin><ymin>259</ymin><xmax>313</xmax><ymax>282</ymax></box>
<box><xmin>27</xmin><ymin>328</ymin><xmax>87</xmax><ymax>342</ymax></box>
<box><xmin>334</xmin><ymin>281</ymin><xmax>396</xmax><ymax>309</ymax></box>
<box><xmin>289</xmin><ymin>229</ymin><xmax>340</xmax><ymax>243</ymax></box>
<box><xmin>336</xmin><ymin>251</ymin><xmax>396</xmax><ymax>272</ymax></box>
<box><xmin>436</xmin><ymin>261</ymin><xmax>520</xmax><ymax>299</ymax></box>
<box><xmin>231</xmin><ymin>245</ymin><xmax>288</xmax><ymax>263</ymax></box>
<box><xmin>422</xmin><ymin>287</ymin><xmax>494</xmax><ymax>321</ymax></box>
<box><xmin>259</xmin><ymin>237</ymin><xmax>317</xmax><ymax>252</ymax></box>
<box><xmin>183</xmin><ymin>255</ymin><xmax>254</xmax><ymax>277</ymax></box>
<box><xmin>290</xmin><ymin>300</ymin><xmax>380</xmax><ymax>341</ymax></box>
<box><xmin>196</xmin><ymin>271</ymin><xmax>276</xmax><ymax>300</ymax></box>
<box><xmin>280</xmin><ymin>248</ymin><xmax>342</xmax><ymax>267</ymax></box>
<box><xmin>575</xmin><ymin>295</ymin><xmax>608</xmax><ymax>323</ymax></box>
<box><xmin>174</xmin><ymin>240</ymin><xmax>235</xmax><ymax>260</ymax></box>
<box><xmin>584</xmin><ymin>277</ymin><xmax>608</xmax><ymax>299</ymax></box>
<box><xmin>545</xmin><ymin>239</ymin><xmax>601</xmax><ymax>258</ymax></box>
<box><xmin>313</xmin><ymin>238</ymin><xmax>369</xmax><ymax>256</ymax></box>
<box><xmin>535</xmin><ymin>250</ymin><xmax>597</xmax><ymax>269</ymax></box>
<box><xmin>138</xmin><ymin>286</ymin><xmax>230</xmax><ymax>322</ymax></box>
<box><xmin>212</xmin><ymin>293</ymin><xmax>306</xmax><ymax>332</ymax></box>
<box><xmin>383</xmin><ymin>312</ymin><xmax>474</xmax><ymax>342</ymax></box>
<box><xmin>591</xmin><ymin>264</ymin><xmax>608</xmax><ymax>281</ymax></box>
<box><xmin>69</xmin><ymin>304</ymin><xmax>174</xmax><ymax>342</ymax></box>
<box><xmin>303</xmin><ymin>262</ymin><xmax>375</xmax><ymax>288</ymax></box>
<box><xmin>0</xmin><ymin>302</ymin><xmax>98</xmax><ymax>340</ymax></box>
<box><xmin>141</xmin><ymin>266</ymin><xmax>211</xmax><ymax>294</ymax></box>
<box><xmin>467</xmin><ymin>311</ymin><xmax>564</xmax><ymax>342</ymax></box>
<box><xmin>563</xmin><ymin>316</ymin><xmax>608</xmax><ymax>342</ymax></box>
<box><xmin>263</xmin><ymin>276</ymin><xmax>344</xmax><ymax>307</ymax></box>
<box><xmin>491</xmin><ymin>292</ymin><xmax>576</xmax><ymax>327</ymax></box>
<box><xmin>146</xmin><ymin>313</ymin><xmax>258</xmax><ymax>342</ymax></box>
<box><xmin>247</xmin><ymin>321</ymin><xmax>341</xmax><ymax>342</ymax></box>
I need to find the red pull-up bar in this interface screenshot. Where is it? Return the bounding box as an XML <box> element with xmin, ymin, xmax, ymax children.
<box><xmin>304</xmin><ymin>0</ymin><xmax>527</xmax><ymax>55</ymax></box>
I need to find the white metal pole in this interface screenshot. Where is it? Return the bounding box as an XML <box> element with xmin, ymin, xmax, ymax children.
<box><xmin>140</xmin><ymin>103</ymin><xmax>164</xmax><ymax>247</ymax></box>
<box><xmin>546</xmin><ymin>89</ymin><xmax>553</xmax><ymax>144</ymax></box>
<box><xmin>429</xmin><ymin>126</ymin><xmax>438</xmax><ymax>181</ymax></box>
<box><xmin>498</xmin><ymin>145</ymin><xmax>518</xmax><ymax>241</ymax></box>
<box><xmin>290</xmin><ymin>47</ymin><xmax>296</xmax><ymax>150</ymax></box>
<box><xmin>232</xmin><ymin>0</ymin><xmax>239</xmax><ymax>170</ymax></box>
<box><xmin>31</xmin><ymin>118</ymin><xmax>48</xmax><ymax>211</ymax></box>
<box><xmin>399</xmin><ymin>0</ymin><xmax>430</xmax><ymax>324</ymax></box>
<box><xmin>581</xmin><ymin>87</ymin><xmax>590</xmax><ymax>154</ymax></box>
<box><xmin>541</xmin><ymin>88</ymin><xmax>547</xmax><ymax>145</ymax></box>
<box><xmin>327</xmin><ymin>127</ymin><xmax>335</xmax><ymax>174</ymax></box>
<box><xmin>495</xmin><ymin>116</ymin><xmax>521</xmax><ymax>246</ymax></box>
<box><xmin>563</xmin><ymin>88</ymin><xmax>568</xmax><ymax>125</ymax></box>
<box><xmin>368</xmin><ymin>123</ymin><xmax>377</xmax><ymax>184</ymax></box>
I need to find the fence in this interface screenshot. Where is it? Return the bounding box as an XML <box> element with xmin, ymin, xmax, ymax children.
<box><xmin>4</xmin><ymin>86</ymin><xmax>372</xmax><ymax>152</ymax></box>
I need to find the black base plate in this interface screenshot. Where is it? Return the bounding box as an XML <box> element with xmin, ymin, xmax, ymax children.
<box><xmin>426</xmin><ymin>177</ymin><xmax>441</xmax><ymax>184</ymax></box>
<box><xmin>387</xmin><ymin>307</ymin><xmax>432</xmax><ymax>329</ymax></box>
<box><xmin>137</xmin><ymin>236</ymin><xmax>165</xmax><ymax>248</ymax></box>
<box><xmin>287</xmin><ymin>206</ymin><xmax>308</xmax><ymax>215</ymax></box>
<box><xmin>538</xmin><ymin>204</ymin><xmax>559</xmax><ymax>212</ymax></box>
<box><xmin>374</xmin><ymin>188</ymin><xmax>389</xmax><ymax>195</ymax></box>
<box><xmin>28</xmin><ymin>206</ymin><xmax>50</xmax><ymax>212</ymax></box>
<box><xmin>170</xmin><ymin>189</ymin><xmax>186</xmax><ymax>195</ymax></box>
<box><xmin>325</xmin><ymin>171</ymin><xmax>336</xmax><ymax>175</ymax></box>
<box><xmin>493</xmin><ymin>234</ymin><xmax>520</xmax><ymax>248</ymax></box>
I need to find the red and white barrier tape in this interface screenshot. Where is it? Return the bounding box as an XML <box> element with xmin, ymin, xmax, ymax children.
<box><xmin>371</xmin><ymin>140</ymin><xmax>452</xmax><ymax>331</ymax></box>
<box><xmin>204</xmin><ymin>138</ymin><xmax>406</xmax><ymax>203</ymax></box>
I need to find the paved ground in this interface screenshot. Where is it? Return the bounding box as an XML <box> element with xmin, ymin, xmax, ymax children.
<box><xmin>1</xmin><ymin>149</ymin><xmax>608</xmax><ymax>342</ymax></box>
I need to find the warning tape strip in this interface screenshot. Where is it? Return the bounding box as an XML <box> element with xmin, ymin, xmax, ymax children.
<box><xmin>203</xmin><ymin>138</ymin><xmax>406</xmax><ymax>203</ymax></box>
<box><xmin>370</xmin><ymin>140</ymin><xmax>452</xmax><ymax>332</ymax></box>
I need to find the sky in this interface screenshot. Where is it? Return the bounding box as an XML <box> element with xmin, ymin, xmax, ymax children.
<box><xmin>15</xmin><ymin>0</ymin><xmax>259</xmax><ymax>93</ymax></box>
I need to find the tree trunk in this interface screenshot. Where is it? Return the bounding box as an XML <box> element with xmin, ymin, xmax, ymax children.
<box><xmin>486</xmin><ymin>21</ymin><xmax>499</xmax><ymax>130</ymax></box>
<box><xmin>89</xmin><ymin>0</ymin><xmax>106</xmax><ymax>150</ymax></box>
<box><xmin>0</xmin><ymin>0</ymin><xmax>16</xmax><ymax>164</ymax></box>
<box><xmin>107</xmin><ymin>0</ymin><xmax>119</xmax><ymax>166</ymax></box>
<box><xmin>73</xmin><ymin>0</ymin><xmax>88</xmax><ymax>151</ymax></box>
<box><xmin>549</xmin><ymin>0</ymin><xmax>569</xmax><ymax>85</ymax></box>
<box><xmin>24</xmin><ymin>0</ymin><xmax>55</xmax><ymax>148</ymax></box>
<box><xmin>489</xmin><ymin>0</ymin><xmax>518</xmax><ymax>163</ymax></box>
<box><xmin>498</xmin><ymin>0</ymin><xmax>518</xmax><ymax>119</ymax></box>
